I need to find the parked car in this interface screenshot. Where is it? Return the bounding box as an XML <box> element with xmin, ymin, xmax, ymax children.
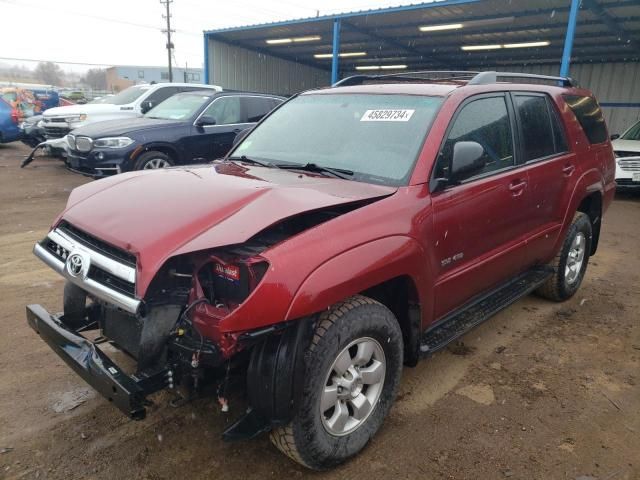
<box><xmin>26</xmin><ymin>71</ymin><xmax>615</xmax><ymax>469</ymax></box>
<box><xmin>19</xmin><ymin>115</ymin><xmax>46</xmax><ymax>148</ymax></box>
<box><xmin>0</xmin><ymin>98</ymin><xmax>21</xmax><ymax>143</ymax></box>
<box><xmin>0</xmin><ymin>87</ymin><xmax>59</xmax><ymax>145</ymax></box>
<box><xmin>611</xmin><ymin>119</ymin><xmax>640</xmax><ymax>189</ymax></box>
<box><xmin>65</xmin><ymin>90</ymin><xmax>284</xmax><ymax>176</ymax></box>
<box><xmin>40</xmin><ymin>83</ymin><xmax>222</xmax><ymax>140</ymax></box>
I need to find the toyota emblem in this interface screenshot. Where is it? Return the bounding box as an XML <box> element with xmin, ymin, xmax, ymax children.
<box><xmin>67</xmin><ymin>253</ymin><xmax>85</xmax><ymax>277</ymax></box>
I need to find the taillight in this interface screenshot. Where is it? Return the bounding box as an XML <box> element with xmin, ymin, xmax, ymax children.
<box><xmin>10</xmin><ymin>108</ymin><xmax>20</xmax><ymax>124</ymax></box>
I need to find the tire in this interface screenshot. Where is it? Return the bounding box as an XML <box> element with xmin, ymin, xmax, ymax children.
<box><xmin>270</xmin><ymin>295</ymin><xmax>403</xmax><ymax>470</ymax></box>
<box><xmin>536</xmin><ymin>211</ymin><xmax>592</xmax><ymax>301</ymax></box>
<box><xmin>133</xmin><ymin>151</ymin><xmax>173</xmax><ymax>170</ymax></box>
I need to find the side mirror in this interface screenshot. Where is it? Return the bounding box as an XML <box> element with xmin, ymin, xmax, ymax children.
<box><xmin>140</xmin><ymin>100</ymin><xmax>154</xmax><ymax>114</ymax></box>
<box><xmin>610</xmin><ymin>134</ymin><xmax>620</xmax><ymax>140</ymax></box>
<box><xmin>232</xmin><ymin>127</ymin><xmax>252</xmax><ymax>147</ymax></box>
<box><xmin>195</xmin><ymin>115</ymin><xmax>216</xmax><ymax>127</ymax></box>
<box><xmin>450</xmin><ymin>141</ymin><xmax>486</xmax><ymax>183</ymax></box>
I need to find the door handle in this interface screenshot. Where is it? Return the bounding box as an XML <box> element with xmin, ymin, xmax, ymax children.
<box><xmin>562</xmin><ymin>164</ymin><xmax>576</xmax><ymax>176</ymax></box>
<box><xmin>508</xmin><ymin>180</ymin><xmax>527</xmax><ymax>196</ymax></box>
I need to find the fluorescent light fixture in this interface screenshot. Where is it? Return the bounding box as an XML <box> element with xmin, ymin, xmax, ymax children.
<box><xmin>266</xmin><ymin>38</ymin><xmax>292</xmax><ymax>44</ymax></box>
<box><xmin>355</xmin><ymin>65</ymin><xmax>407</xmax><ymax>71</ymax></box>
<box><xmin>293</xmin><ymin>35</ymin><xmax>321</xmax><ymax>42</ymax></box>
<box><xmin>419</xmin><ymin>23</ymin><xmax>463</xmax><ymax>32</ymax></box>
<box><xmin>461</xmin><ymin>44</ymin><xmax>503</xmax><ymax>51</ymax></box>
<box><xmin>314</xmin><ymin>52</ymin><xmax>367</xmax><ymax>59</ymax></box>
<box><xmin>266</xmin><ymin>35</ymin><xmax>321</xmax><ymax>45</ymax></box>
<box><xmin>503</xmin><ymin>41</ymin><xmax>550</xmax><ymax>48</ymax></box>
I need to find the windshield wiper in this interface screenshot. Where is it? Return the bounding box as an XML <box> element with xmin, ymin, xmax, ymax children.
<box><xmin>275</xmin><ymin>163</ymin><xmax>353</xmax><ymax>179</ymax></box>
<box><xmin>228</xmin><ymin>155</ymin><xmax>274</xmax><ymax>168</ymax></box>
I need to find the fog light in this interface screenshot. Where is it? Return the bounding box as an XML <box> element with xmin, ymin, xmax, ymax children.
<box><xmin>96</xmin><ymin>152</ymin><xmax>104</xmax><ymax>160</ymax></box>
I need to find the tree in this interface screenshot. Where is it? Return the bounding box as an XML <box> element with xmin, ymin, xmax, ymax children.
<box><xmin>35</xmin><ymin>61</ymin><xmax>64</xmax><ymax>85</ymax></box>
<box><xmin>82</xmin><ymin>68</ymin><xmax>107</xmax><ymax>90</ymax></box>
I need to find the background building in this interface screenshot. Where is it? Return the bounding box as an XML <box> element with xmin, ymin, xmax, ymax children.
<box><xmin>106</xmin><ymin>65</ymin><xmax>204</xmax><ymax>91</ymax></box>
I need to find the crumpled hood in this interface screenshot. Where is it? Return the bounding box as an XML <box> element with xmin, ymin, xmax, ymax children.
<box><xmin>60</xmin><ymin>163</ymin><xmax>396</xmax><ymax>296</ymax></box>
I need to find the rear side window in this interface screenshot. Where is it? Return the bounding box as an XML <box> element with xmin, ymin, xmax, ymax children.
<box><xmin>563</xmin><ymin>95</ymin><xmax>608</xmax><ymax>144</ymax></box>
<box><xmin>515</xmin><ymin>95</ymin><xmax>567</xmax><ymax>161</ymax></box>
<box><xmin>244</xmin><ymin>97</ymin><xmax>282</xmax><ymax>123</ymax></box>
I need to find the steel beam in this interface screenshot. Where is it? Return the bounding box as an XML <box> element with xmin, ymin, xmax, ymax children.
<box><xmin>560</xmin><ymin>0</ymin><xmax>581</xmax><ymax>77</ymax></box>
<box><xmin>331</xmin><ymin>18</ymin><xmax>341</xmax><ymax>84</ymax></box>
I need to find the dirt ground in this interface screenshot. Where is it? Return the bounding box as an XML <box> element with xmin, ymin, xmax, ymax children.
<box><xmin>0</xmin><ymin>142</ymin><xmax>638</xmax><ymax>480</ymax></box>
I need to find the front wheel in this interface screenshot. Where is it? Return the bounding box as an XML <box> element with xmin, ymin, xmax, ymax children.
<box><xmin>134</xmin><ymin>151</ymin><xmax>174</xmax><ymax>170</ymax></box>
<box><xmin>537</xmin><ymin>211</ymin><xmax>592</xmax><ymax>301</ymax></box>
<box><xmin>270</xmin><ymin>295</ymin><xmax>403</xmax><ymax>470</ymax></box>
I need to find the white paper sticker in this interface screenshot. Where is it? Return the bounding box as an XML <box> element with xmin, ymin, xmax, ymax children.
<box><xmin>360</xmin><ymin>109</ymin><xmax>415</xmax><ymax>122</ymax></box>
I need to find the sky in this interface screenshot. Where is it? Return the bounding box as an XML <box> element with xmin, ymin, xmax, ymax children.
<box><xmin>0</xmin><ymin>0</ymin><xmax>426</xmax><ymax>73</ymax></box>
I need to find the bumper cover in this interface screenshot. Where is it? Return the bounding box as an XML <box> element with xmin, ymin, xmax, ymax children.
<box><xmin>26</xmin><ymin>304</ymin><xmax>168</xmax><ymax>419</ymax></box>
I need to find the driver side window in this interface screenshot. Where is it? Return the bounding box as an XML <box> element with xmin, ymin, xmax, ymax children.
<box><xmin>435</xmin><ymin>96</ymin><xmax>514</xmax><ymax>182</ymax></box>
<box><xmin>202</xmin><ymin>96</ymin><xmax>243</xmax><ymax>125</ymax></box>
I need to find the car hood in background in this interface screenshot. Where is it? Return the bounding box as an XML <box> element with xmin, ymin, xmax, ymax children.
<box><xmin>43</xmin><ymin>104</ymin><xmax>128</xmax><ymax>118</ymax></box>
<box><xmin>59</xmin><ymin>163</ymin><xmax>397</xmax><ymax>296</ymax></box>
<box><xmin>70</xmin><ymin>117</ymin><xmax>184</xmax><ymax>138</ymax></box>
<box><xmin>612</xmin><ymin>139</ymin><xmax>640</xmax><ymax>154</ymax></box>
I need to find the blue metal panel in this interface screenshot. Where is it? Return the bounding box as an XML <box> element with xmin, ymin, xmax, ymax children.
<box><xmin>331</xmin><ymin>18</ymin><xmax>341</xmax><ymax>85</ymax></box>
<box><xmin>203</xmin><ymin>0</ymin><xmax>482</xmax><ymax>34</ymax></box>
<box><xmin>204</xmin><ymin>33</ymin><xmax>210</xmax><ymax>84</ymax></box>
<box><xmin>560</xmin><ymin>0</ymin><xmax>581</xmax><ymax>78</ymax></box>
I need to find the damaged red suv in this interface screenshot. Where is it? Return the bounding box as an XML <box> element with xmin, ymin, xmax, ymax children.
<box><xmin>27</xmin><ymin>71</ymin><xmax>615</xmax><ymax>469</ymax></box>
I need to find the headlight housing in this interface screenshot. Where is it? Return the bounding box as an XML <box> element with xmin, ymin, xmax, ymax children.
<box><xmin>93</xmin><ymin>137</ymin><xmax>135</xmax><ymax>149</ymax></box>
<box><xmin>66</xmin><ymin>114</ymin><xmax>87</xmax><ymax>123</ymax></box>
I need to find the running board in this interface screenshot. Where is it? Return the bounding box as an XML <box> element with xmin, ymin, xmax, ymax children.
<box><xmin>420</xmin><ymin>267</ymin><xmax>553</xmax><ymax>355</ymax></box>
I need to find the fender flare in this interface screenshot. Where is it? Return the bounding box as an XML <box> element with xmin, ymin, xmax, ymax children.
<box><xmin>131</xmin><ymin>142</ymin><xmax>181</xmax><ymax>163</ymax></box>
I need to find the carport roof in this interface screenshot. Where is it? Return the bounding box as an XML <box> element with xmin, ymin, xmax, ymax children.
<box><xmin>204</xmin><ymin>0</ymin><xmax>640</xmax><ymax>73</ymax></box>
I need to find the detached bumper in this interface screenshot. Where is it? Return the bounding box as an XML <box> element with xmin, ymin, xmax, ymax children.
<box><xmin>26</xmin><ymin>304</ymin><xmax>168</xmax><ymax>420</ymax></box>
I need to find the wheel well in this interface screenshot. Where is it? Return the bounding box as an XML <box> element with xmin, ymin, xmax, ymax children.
<box><xmin>362</xmin><ymin>275</ymin><xmax>421</xmax><ymax>367</ymax></box>
<box><xmin>577</xmin><ymin>192</ymin><xmax>602</xmax><ymax>255</ymax></box>
<box><xmin>141</xmin><ymin>145</ymin><xmax>178</xmax><ymax>163</ymax></box>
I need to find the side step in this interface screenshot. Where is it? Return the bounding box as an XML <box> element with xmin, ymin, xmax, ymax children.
<box><xmin>420</xmin><ymin>267</ymin><xmax>553</xmax><ymax>355</ymax></box>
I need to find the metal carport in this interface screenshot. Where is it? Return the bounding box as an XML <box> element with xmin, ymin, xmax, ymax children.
<box><xmin>203</xmin><ymin>0</ymin><xmax>640</xmax><ymax>134</ymax></box>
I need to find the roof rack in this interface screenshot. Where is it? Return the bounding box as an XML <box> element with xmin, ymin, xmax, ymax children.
<box><xmin>333</xmin><ymin>70</ymin><xmax>576</xmax><ymax>88</ymax></box>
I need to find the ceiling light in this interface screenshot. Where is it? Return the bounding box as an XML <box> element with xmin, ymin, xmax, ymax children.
<box><xmin>503</xmin><ymin>41</ymin><xmax>550</xmax><ymax>48</ymax></box>
<box><xmin>266</xmin><ymin>35</ymin><xmax>321</xmax><ymax>45</ymax></box>
<box><xmin>419</xmin><ymin>23</ymin><xmax>463</xmax><ymax>32</ymax></box>
<box><xmin>461</xmin><ymin>44</ymin><xmax>503</xmax><ymax>51</ymax></box>
<box><xmin>314</xmin><ymin>52</ymin><xmax>367</xmax><ymax>59</ymax></box>
<box><xmin>266</xmin><ymin>38</ymin><xmax>292</xmax><ymax>44</ymax></box>
<box><xmin>293</xmin><ymin>35</ymin><xmax>321</xmax><ymax>42</ymax></box>
<box><xmin>355</xmin><ymin>65</ymin><xmax>407</xmax><ymax>71</ymax></box>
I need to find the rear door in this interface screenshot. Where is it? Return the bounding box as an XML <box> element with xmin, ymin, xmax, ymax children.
<box><xmin>510</xmin><ymin>92</ymin><xmax>574</xmax><ymax>265</ymax></box>
<box><xmin>188</xmin><ymin>95</ymin><xmax>251</xmax><ymax>161</ymax></box>
<box><xmin>431</xmin><ymin>93</ymin><xmax>533</xmax><ymax>319</ymax></box>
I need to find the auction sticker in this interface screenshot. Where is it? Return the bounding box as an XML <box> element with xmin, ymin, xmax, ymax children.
<box><xmin>360</xmin><ymin>109</ymin><xmax>415</xmax><ymax>122</ymax></box>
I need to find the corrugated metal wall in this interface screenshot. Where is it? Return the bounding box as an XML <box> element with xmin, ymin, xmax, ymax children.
<box><xmin>492</xmin><ymin>63</ymin><xmax>640</xmax><ymax>135</ymax></box>
<box><xmin>208</xmin><ymin>39</ymin><xmax>330</xmax><ymax>96</ymax></box>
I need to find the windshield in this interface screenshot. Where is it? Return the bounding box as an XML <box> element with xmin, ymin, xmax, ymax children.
<box><xmin>621</xmin><ymin>121</ymin><xmax>640</xmax><ymax>141</ymax></box>
<box><xmin>145</xmin><ymin>94</ymin><xmax>210</xmax><ymax>120</ymax></box>
<box><xmin>96</xmin><ymin>85</ymin><xmax>150</xmax><ymax>106</ymax></box>
<box><xmin>231</xmin><ymin>93</ymin><xmax>443</xmax><ymax>186</ymax></box>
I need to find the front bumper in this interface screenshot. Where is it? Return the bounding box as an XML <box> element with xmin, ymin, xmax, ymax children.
<box><xmin>67</xmin><ymin>148</ymin><xmax>133</xmax><ymax>177</ymax></box>
<box><xmin>615</xmin><ymin>157</ymin><xmax>640</xmax><ymax>189</ymax></box>
<box><xmin>26</xmin><ymin>304</ymin><xmax>168</xmax><ymax>419</ymax></box>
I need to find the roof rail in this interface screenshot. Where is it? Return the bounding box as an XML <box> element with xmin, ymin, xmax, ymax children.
<box><xmin>468</xmin><ymin>71</ymin><xmax>576</xmax><ymax>87</ymax></box>
<box><xmin>333</xmin><ymin>70</ymin><xmax>576</xmax><ymax>88</ymax></box>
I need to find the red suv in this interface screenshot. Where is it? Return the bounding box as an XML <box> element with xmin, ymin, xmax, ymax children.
<box><xmin>27</xmin><ymin>71</ymin><xmax>616</xmax><ymax>469</ymax></box>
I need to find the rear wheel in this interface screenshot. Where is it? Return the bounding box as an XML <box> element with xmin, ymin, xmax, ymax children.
<box><xmin>270</xmin><ymin>295</ymin><xmax>403</xmax><ymax>470</ymax></box>
<box><xmin>134</xmin><ymin>151</ymin><xmax>173</xmax><ymax>170</ymax></box>
<box><xmin>537</xmin><ymin>212</ymin><xmax>592</xmax><ymax>301</ymax></box>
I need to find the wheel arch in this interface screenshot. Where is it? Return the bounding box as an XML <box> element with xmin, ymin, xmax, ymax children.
<box><xmin>576</xmin><ymin>191</ymin><xmax>602</xmax><ymax>255</ymax></box>
<box><xmin>133</xmin><ymin>143</ymin><xmax>180</xmax><ymax>164</ymax></box>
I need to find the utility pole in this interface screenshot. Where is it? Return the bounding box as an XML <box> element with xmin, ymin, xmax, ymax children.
<box><xmin>160</xmin><ymin>0</ymin><xmax>175</xmax><ymax>82</ymax></box>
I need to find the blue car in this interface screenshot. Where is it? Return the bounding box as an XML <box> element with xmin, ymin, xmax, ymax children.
<box><xmin>0</xmin><ymin>98</ymin><xmax>21</xmax><ymax>144</ymax></box>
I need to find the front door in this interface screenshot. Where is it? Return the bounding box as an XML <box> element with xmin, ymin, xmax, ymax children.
<box><xmin>430</xmin><ymin>94</ymin><xmax>533</xmax><ymax>319</ymax></box>
<box><xmin>189</xmin><ymin>95</ymin><xmax>251</xmax><ymax>161</ymax></box>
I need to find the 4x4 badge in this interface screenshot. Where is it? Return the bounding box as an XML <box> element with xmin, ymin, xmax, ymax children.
<box><xmin>66</xmin><ymin>253</ymin><xmax>86</xmax><ymax>277</ymax></box>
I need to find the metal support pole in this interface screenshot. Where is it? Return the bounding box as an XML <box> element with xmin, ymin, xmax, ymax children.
<box><xmin>560</xmin><ymin>0</ymin><xmax>580</xmax><ymax>78</ymax></box>
<box><xmin>203</xmin><ymin>34</ymin><xmax>210</xmax><ymax>84</ymax></box>
<box><xmin>331</xmin><ymin>18</ymin><xmax>341</xmax><ymax>85</ymax></box>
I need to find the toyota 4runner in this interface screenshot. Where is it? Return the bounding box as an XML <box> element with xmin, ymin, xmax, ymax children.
<box><xmin>27</xmin><ymin>71</ymin><xmax>616</xmax><ymax>470</ymax></box>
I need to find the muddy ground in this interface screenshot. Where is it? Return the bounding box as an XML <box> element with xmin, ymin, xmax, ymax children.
<box><xmin>0</xmin><ymin>142</ymin><xmax>638</xmax><ymax>480</ymax></box>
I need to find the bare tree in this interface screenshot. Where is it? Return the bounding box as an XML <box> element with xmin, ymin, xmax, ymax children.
<box><xmin>34</xmin><ymin>62</ymin><xmax>64</xmax><ymax>85</ymax></box>
<box><xmin>82</xmin><ymin>68</ymin><xmax>107</xmax><ymax>90</ymax></box>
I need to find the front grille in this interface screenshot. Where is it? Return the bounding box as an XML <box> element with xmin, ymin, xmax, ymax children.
<box><xmin>618</xmin><ymin>159</ymin><xmax>640</xmax><ymax>172</ymax></box>
<box><xmin>75</xmin><ymin>136</ymin><xmax>93</xmax><ymax>152</ymax></box>
<box><xmin>58</xmin><ymin>221</ymin><xmax>137</xmax><ymax>267</ymax></box>
<box><xmin>615</xmin><ymin>151</ymin><xmax>640</xmax><ymax>158</ymax></box>
<box><xmin>44</xmin><ymin>125</ymin><xmax>70</xmax><ymax>139</ymax></box>
<box><xmin>616</xmin><ymin>178</ymin><xmax>640</xmax><ymax>185</ymax></box>
<box><xmin>88</xmin><ymin>265</ymin><xmax>136</xmax><ymax>296</ymax></box>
